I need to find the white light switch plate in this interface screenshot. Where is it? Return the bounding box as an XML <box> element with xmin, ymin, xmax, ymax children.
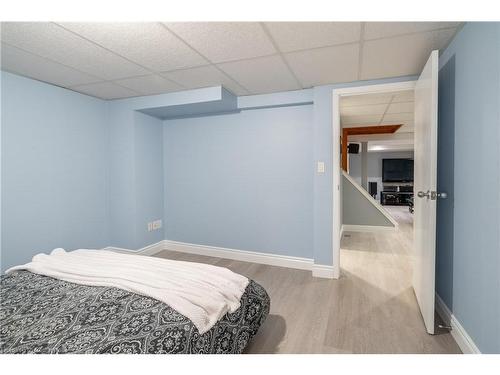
<box><xmin>317</xmin><ymin>161</ymin><xmax>325</xmax><ymax>173</ymax></box>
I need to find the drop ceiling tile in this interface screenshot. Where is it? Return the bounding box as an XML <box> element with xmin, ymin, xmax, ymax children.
<box><xmin>161</xmin><ymin>65</ymin><xmax>249</xmax><ymax>95</ymax></box>
<box><xmin>340</xmin><ymin>92</ymin><xmax>394</xmax><ymax>107</ymax></box>
<box><xmin>341</xmin><ymin>114</ymin><xmax>383</xmax><ymax>125</ymax></box>
<box><xmin>364</xmin><ymin>22</ymin><xmax>460</xmax><ymax>40</ymax></box>
<box><xmin>264</xmin><ymin>22</ymin><xmax>361</xmax><ymax>52</ymax></box>
<box><xmin>71</xmin><ymin>82</ymin><xmax>138</xmax><ymax>100</ymax></box>
<box><xmin>59</xmin><ymin>22</ymin><xmax>207</xmax><ymax>72</ymax></box>
<box><xmin>0</xmin><ymin>22</ymin><xmax>148</xmax><ymax>80</ymax></box>
<box><xmin>165</xmin><ymin>22</ymin><xmax>276</xmax><ymax>63</ymax></box>
<box><xmin>114</xmin><ymin>75</ymin><xmax>183</xmax><ymax>95</ymax></box>
<box><xmin>381</xmin><ymin>119</ymin><xmax>414</xmax><ymax>127</ymax></box>
<box><xmin>386</xmin><ymin>101</ymin><xmax>414</xmax><ymax>114</ymax></box>
<box><xmin>1</xmin><ymin>43</ymin><xmax>100</xmax><ymax>87</ymax></box>
<box><xmin>382</xmin><ymin>112</ymin><xmax>414</xmax><ymax>123</ymax></box>
<box><xmin>392</xmin><ymin>90</ymin><xmax>414</xmax><ymax>102</ymax></box>
<box><xmin>340</xmin><ymin>103</ymin><xmax>388</xmax><ymax>116</ymax></box>
<box><xmin>360</xmin><ymin>29</ymin><xmax>456</xmax><ymax>80</ymax></box>
<box><xmin>217</xmin><ymin>55</ymin><xmax>300</xmax><ymax>94</ymax></box>
<box><xmin>397</xmin><ymin>124</ymin><xmax>415</xmax><ymax>133</ymax></box>
<box><xmin>285</xmin><ymin>43</ymin><xmax>359</xmax><ymax>87</ymax></box>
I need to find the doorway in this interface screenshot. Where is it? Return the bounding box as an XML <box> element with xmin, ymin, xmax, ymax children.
<box><xmin>332</xmin><ymin>80</ymin><xmax>417</xmax><ymax>279</ymax></box>
<box><xmin>332</xmin><ymin>51</ymin><xmax>441</xmax><ymax>335</ymax></box>
<box><xmin>331</xmin><ymin>83</ymin><xmax>427</xmax><ymax>336</ymax></box>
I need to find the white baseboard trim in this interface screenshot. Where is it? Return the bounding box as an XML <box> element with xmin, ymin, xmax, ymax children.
<box><xmin>435</xmin><ymin>293</ymin><xmax>481</xmax><ymax>354</ymax></box>
<box><xmin>342</xmin><ymin>224</ymin><xmax>396</xmax><ymax>233</ymax></box>
<box><xmin>103</xmin><ymin>239</ymin><xmax>335</xmax><ymax>279</ymax></box>
<box><xmin>163</xmin><ymin>239</ymin><xmax>312</xmax><ymax>270</ymax></box>
<box><xmin>163</xmin><ymin>240</ymin><xmax>334</xmax><ymax>279</ymax></box>
<box><xmin>103</xmin><ymin>240</ymin><xmax>165</xmax><ymax>257</ymax></box>
<box><xmin>312</xmin><ymin>264</ymin><xmax>335</xmax><ymax>279</ymax></box>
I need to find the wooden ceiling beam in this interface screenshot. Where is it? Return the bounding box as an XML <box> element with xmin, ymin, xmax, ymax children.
<box><xmin>343</xmin><ymin>124</ymin><xmax>402</xmax><ymax>136</ymax></box>
<box><xmin>341</xmin><ymin>124</ymin><xmax>403</xmax><ymax>171</ymax></box>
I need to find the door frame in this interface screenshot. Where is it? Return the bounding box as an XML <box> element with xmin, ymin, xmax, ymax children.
<box><xmin>331</xmin><ymin>80</ymin><xmax>417</xmax><ymax>278</ymax></box>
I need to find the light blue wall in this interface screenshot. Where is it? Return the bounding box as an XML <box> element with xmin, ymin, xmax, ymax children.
<box><xmin>107</xmin><ymin>105</ymin><xmax>164</xmax><ymax>250</ymax></box>
<box><xmin>342</xmin><ymin>174</ymin><xmax>394</xmax><ymax>227</ymax></box>
<box><xmin>134</xmin><ymin>112</ymin><xmax>164</xmax><ymax>248</ymax></box>
<box><xmin>1</xmin><ymin>72</ymin><xmax>166</xmax><ymax>266</ymax></box>
<box><xmin>1</xmin><ymin>68</ymin><xmax>418</xmax><ymax>272</ymax></box>
<box><xmin>106</xmin><ymin>87</ymin><xmax>231</xmax><ymax>250</ymax></box>
<box><xmin>108</xmin><ymin>102</ymin><xmax>163</xmax><ymax>250</ymax></box>
<box><xmin>163</xmin><ymin>105</ymin><xmax>314</xmax><ymax>258</ymax></box>
<box><xmin>437</xmin><ymin>22</ymin><xmax>500</xmax><ymax>353</ymax></box>
<box><xmin>107</xmin><ymin>105</ymin><xmax>136</xmax><ymax>249</ymax></box>
<box><xmin>1</xmin><ymin>71</ymin><xmax>109</xmax><ymax>271</ymax></box>
<box><xmin>161</xmin><ymin>76</ymin><xmax>417</xmax><ymax>266</ymax></box>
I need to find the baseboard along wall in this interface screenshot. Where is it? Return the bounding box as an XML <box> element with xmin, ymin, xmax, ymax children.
<box><xmin>435</xmin><ymin>293</ymin><xmax>481</xmax><ymax>354</ymax></box>
<box><xmin>104</xmin><ymin>240</ymin><xmax>335</xmax><ymax>279</ymax></box>
<box><xmin>342</xmin><ymin>224</ymin><xmax>396</xmax><ymax>233</ymax></box>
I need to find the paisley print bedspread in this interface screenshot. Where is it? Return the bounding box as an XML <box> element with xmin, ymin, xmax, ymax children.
<box><xmin>0</xmin><ymin>271</ymin><xmax>270</xmax><ymax>354</ymax></box>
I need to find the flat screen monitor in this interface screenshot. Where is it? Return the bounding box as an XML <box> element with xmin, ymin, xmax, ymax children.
<box><xmin>382</xmin><ymin>158</ymin><xmax>414</xmax><ymax>182</ymax></box>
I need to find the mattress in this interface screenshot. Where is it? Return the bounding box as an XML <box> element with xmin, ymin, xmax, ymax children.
<box><xmin>0</xmin><ymin>270</ymin><xmax>270</xmax><ymax>354</ymax></box>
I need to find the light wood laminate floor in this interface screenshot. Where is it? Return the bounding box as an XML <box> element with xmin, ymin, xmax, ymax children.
<box><xmin>155</xmin><ymin>206</ymin><xmax>461</xmax><ymax>353</ymax></box>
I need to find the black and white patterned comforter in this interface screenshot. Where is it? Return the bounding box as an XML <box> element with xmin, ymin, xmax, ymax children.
<box><xmin>0</xmin><ymin>271</ymin><xmax>270</xmax><ymax>354</ymax></box>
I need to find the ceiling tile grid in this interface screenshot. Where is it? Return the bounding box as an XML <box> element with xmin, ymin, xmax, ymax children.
<box><xmin>341</xmin><ymin>89</ymin><xmax>416</xmax><ymax>151</ymax></box>
<box><xmin>340</xmin><ymin>90</ymin><xmax>414</xmax><ymax>131</ymax></box>
<box><xmin>341</xmin><ymin>103</ymin><xmax>387</xmax><ymax>116</ymax></box>
<box><xmin>360</xmin><ymin>28</ymin><xmax>457</xmax><ymax>79</ymax></box>
<box><xmin>0</xmin><ymin>22</ymin><xmax>149</xmax><ymax>80</ymax></box>
<box><xmin>386</xmin><ymin>101</ymin><xmax>414</xmax><ymax>114</ymax></box>
<box><xmin>71</xmin><ymin>81</ymin><xmax>139</xmax><ymax>100</ymax></box>
<box><xmin>341</xmin><ymin>114</ymin><xmax>384</xmax><ymax>126</ymax></box>
<box><xmin>0</xmin><ymin>22</ymin><xmax>461</xmax><ymax>99</ymax></box>
<box><xmin>164</xmin><ymin>22</ymin><xmax>277</xmax><ymax>63</ymax></box>
<box><xmin>364</xmin><ymin>22</ymin><xmax>461</xmax><ymax>40</ymax></box>
<box><xmin>58</xmin><ymin>22</ymin><xmax>208</xmax><ymax>72</ymax></box>
<box><xmin>161</xmin><ymin>65</ymin><xmax>249</xmax><ymax>95</ymax></box>
<box><xmin>217</xmin><ymin>55</ymin><xmax>301</xmax><ymax>94</ymax></box>
<box><xmin>264</xmin><ymin>22</ymin><xmax>362</xmax><ymax>52</ymax></box>
<box><xmin>0</xmin><ymin>42</ymin><xmax>101</xmax><ymax>87</ymax></box>
<box><xmin>340</xmin><ymin>92</ymin><xmax>394</xmax><ymax>107</ymax></box>
<box><xmin>114</xmin><ymin>74</ymin><xmax>184</xmax><ymax>95</ymax></box>
<box><xmin>285</xmin><ymin>43</ymin><xmax>360</xmax><ymax>87</ymax></box>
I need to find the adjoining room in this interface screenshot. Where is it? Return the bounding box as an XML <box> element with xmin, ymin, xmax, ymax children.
<box><xmin>1</xmin><ymin>17</ymin><xmax>499</xmax><ymax>361</ymax></box>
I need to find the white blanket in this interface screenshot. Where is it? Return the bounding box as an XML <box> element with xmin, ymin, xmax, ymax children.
<box><xmin>6</xmin><ymin>248</ymin><xmax>249</xmax><ymax>334</ymax></box>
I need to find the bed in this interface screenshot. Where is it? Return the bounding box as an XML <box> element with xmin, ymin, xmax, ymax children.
<box><xmin>0</xmin><ymin>253</ymin><xmax>270</xmax><ymax>354</ymax></box>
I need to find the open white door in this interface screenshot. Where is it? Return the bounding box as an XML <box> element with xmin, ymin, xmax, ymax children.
<box><xmin>413</xmin><ymin>50</ymin><xmax>439</xmax><ymax>334</ymax></box>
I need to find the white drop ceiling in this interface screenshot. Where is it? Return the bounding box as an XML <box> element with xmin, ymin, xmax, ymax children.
<box><xmin>0</xmin><ymin>22</ymin><xmax>461</xmax><ymax>100</ymax></box>
<box><xmin>341</xmin><ymin>90</ymin><xmax>415</xmax><ymax>152</ymax></box>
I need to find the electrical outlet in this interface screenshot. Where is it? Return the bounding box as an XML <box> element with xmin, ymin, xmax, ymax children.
<box><xmin>153</xmin><ymin>219</ymin><xmax>162</xmax><ymax>230</ymax></box>
<box><xmin>147</xmin><ymin>220</ymin><xmax>163</xmax><ymax>231</ymax></box>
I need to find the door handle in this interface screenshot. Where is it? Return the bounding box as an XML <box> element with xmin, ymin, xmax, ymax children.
<box><xmin>431</xmin><ymin>191</ymin><xmax>448</xmax><ymax>200</ymax></box>
<box><xmin>417</xmin><ymin>190</ymin><xmax>430</xmax><ymax>199</ymax></box>
<box><xmin>418</xmin><ymin>190</ymin><xmax>448</xmax><ymax>199</ymax></box>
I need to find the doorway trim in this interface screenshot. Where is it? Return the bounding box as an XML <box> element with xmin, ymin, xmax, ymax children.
<box><xmin>332</xmin><ymin>80</ymin><xmax>417</xmax><ymax>279</ymax></box>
